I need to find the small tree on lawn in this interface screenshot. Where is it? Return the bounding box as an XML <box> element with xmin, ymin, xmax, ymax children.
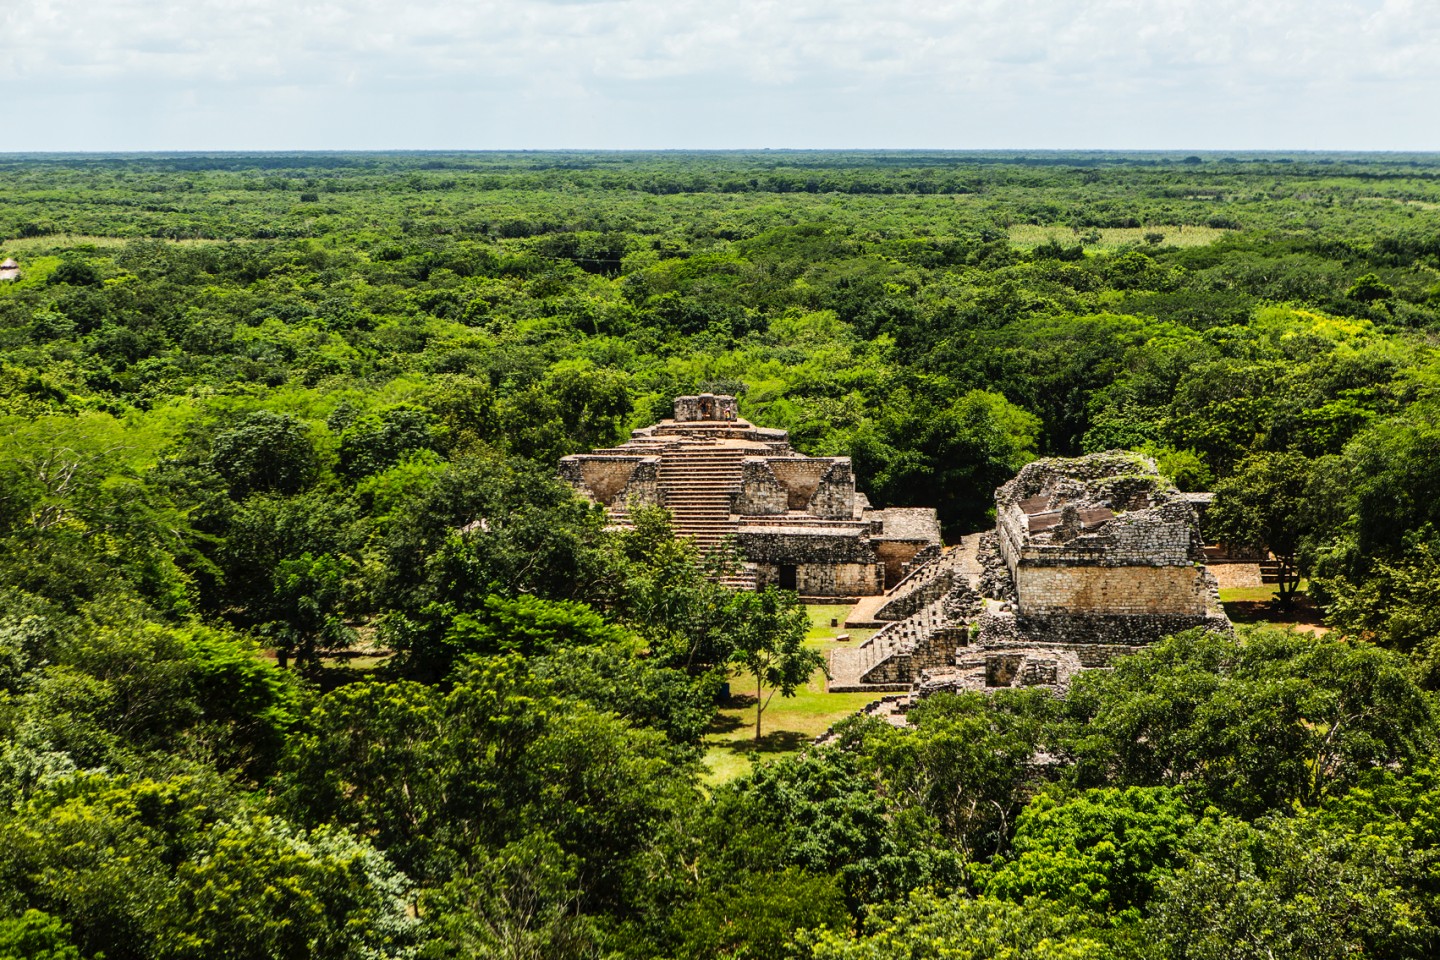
<box><xmin>727</xmin><ymin>587</ymin><xmax>826</xmax><ymax>742</ymax></box>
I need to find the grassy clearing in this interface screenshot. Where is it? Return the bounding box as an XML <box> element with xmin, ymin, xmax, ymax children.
<box><xmin>1218</xmin><ymin>585</ymin><xmax>1281</xmax><ymax>604</ymax></box>
<box><xmin>1220</xmin><ymin>583</ymin><xmax>1329</xmax><ymax>635</ymax></box>
<box><xmin>1</xmin><ymin>234</ymin><xmax>235</xmax><ymax>253</ymax></box>
<box><xmin>1359</xmin><ymin>197</ymin><xmax>1440</xmax><ymax>211</ymax></box>
<box><xmin>1007</xmin><ymin>224</ymin><xmax>1232</xmax><ymax>250</ymax></box>
<box><xmin>700</xmin><ymin>603</ymin><xmax>882</xmax><ymax>786</ymax></box>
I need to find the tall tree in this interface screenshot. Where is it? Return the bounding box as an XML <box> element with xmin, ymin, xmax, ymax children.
<box><xmin>1207</xmin><ymin>451</ymin><xmax>1314</xmax><ymax>608</ymax></box>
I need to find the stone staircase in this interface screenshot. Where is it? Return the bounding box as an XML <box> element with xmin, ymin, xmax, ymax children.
<box><xmin>871</xmin><ymin>556</ymin><xmax>959</xmax><ymax>623</ymax></box>
<box><xmin>855</xmin><ymin>598</ymin><xmax>961</xmax><ymax>685</ymax></box>
<box><xmin>657</xmin><ymin>444</ymin><xmax>748</xmax><ymax>553</ymax></box>
<box><xmin>846</xmin><ymin>534</ymin><xmax>982</xmax><ymax>629</ymax></box>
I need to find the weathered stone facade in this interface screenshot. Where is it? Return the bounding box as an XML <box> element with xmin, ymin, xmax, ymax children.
<box><xmin>673</xmin><ymin>393</ymin><xmax>739</xmax><ymax>423</ymax></box>
<box><xmin>993</xmin><ymin>451</ymin><xmax>1226</xmax><ymax>628</ymax></box>
<box><xmin>830</xmin><ymin>451</ymin><xmax>1231</xmax><ymax>695</ymax></box>
<box><xmin>555</xmin><ymin>456</ymin><xmax>661</xmax><ymax>509</ymax></box>
<box><xmin>558</xmin><ymin>396</ymin><xmax>942</xmax><ymax>598</ymax></box>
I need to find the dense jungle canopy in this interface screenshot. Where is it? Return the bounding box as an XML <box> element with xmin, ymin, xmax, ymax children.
<box><xmin>3</xmin><ymin>151</ymin><xmax>1440</xmax><ymax>959</ymax></box>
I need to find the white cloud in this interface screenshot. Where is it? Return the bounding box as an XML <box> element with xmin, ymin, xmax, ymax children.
<box><xmin>0</xmin><ymin>0</ymin><xmax>1436</xmax><ymax>148</ymax></box>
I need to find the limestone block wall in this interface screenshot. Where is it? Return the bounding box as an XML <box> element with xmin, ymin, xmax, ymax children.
<box><xmin>1016</xmin><ymin>564</ymin><xmax>1215</xmax><ymax>617</ymax></box>
<box><xmin>621</xmin><ymin>460</ymin><xmax>661</xmax><ymax>509</ymax></box>
<box><xmin>1009</xmin><ymin>503</ymin><xmax>1201</xmax><ymax>571</ymax></box>
<box><xmin>752</xmin><ymin>561</ymin><xmax>884</xmax><ymax>597</ymax></box>
<box><xmin>558</xmin><ymin>456</ymin><xmax>661</xmax><ymax>508</ymax></box>
<box><xmin>733</xmin><ymin>459</ymin><xmax>789</xmax><ymax>515</ymax></box>
<box><xmin>768</xmin><ymin>459</ymin><xmax>831</xmax><ymax>510</ymax></box>
<box><xmin>800</xmin><ymin>562</ymin><xmax>885</xmax><ymax>597</ymax></box>
<box><xmin>1014</xmin><ymin>611</ymin><xmax>1231</xmax><ymax>645</ymax></box>
<box><xmin>733</xmin><ymin>457</ymin><xmax>856</xmax><ymax>519</ymax></box>
<box><xmin>876</xmin><ymin>540</ymin><xmax>930</xmax><ymax>587</ymax></box>
<box><xmin>997</xmin><ymin>502</ymin><xmax>1029</xmax><ymax>582</ymax></box>
<box><xmin>808</xmin><ymin>460</ymin><xmax>857</xmax><ymax>519</ymax></box>
<box><xmin>1208</xmin><ymin>562</ymin><xmax>1265</xmax><ymax>590</ymax></box>
<box><xmin>860</xmin><ymin>626</ymin><xmax>963</xmax><ymax>683</ymax></box>
<box><xmin>735</xmin><ymin>529</ymin><xmax>878</xmax><ymax>565</ymax></box>
<box><xmin>873</xmin><ymin>569</ymin><xmax>956</xmax><ymax>621</ymax></box>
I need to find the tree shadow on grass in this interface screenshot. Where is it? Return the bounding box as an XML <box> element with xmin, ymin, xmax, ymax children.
<box><xmin>1224</xmin><ymin>593</ymin><xmax>1327</xmax><ymax>630</ymax></box>
<box><xmin>710</xmin><ymin>729</ymin><xmax>812</xmax><ymax>757</ymax></box>
<box><xmin>706</xmin><ymin>711</ymin><xmax>747</xmax><ymax>735</ymax></box>
<box><xmin>707</xmin><ymin>691</ymin><xmax>814</xmax><ymax>756</ymax></box>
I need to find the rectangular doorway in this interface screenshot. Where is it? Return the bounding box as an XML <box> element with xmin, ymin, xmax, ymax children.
<box><xmin>778</xmin><ymin>565</ymin><xmax>797</xmax><ymax>591</ymax></box>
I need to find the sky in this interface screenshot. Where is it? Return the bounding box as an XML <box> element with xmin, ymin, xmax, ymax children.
<box><xmin>1</xmin><ymin>0</ymin><xmax>1437</xmax><ymax>151</ymax></box>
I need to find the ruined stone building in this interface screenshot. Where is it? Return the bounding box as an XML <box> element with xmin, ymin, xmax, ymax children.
<box><xmin>831</xmin><ymin>451</ymin><xmax>1231</xmax><ymax>694</ymax></box>
<box><xmin>559</xmin><ymin>395</ymin><xmax>941</xmax><ymax>597</ymax></box>
<box><xmin>0</xmin><ymin>258</ymin><xmax>19</xmax><ymax>282</ymax></box>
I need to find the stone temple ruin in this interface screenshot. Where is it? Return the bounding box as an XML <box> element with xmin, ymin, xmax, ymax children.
<box><xmin>559</xmin><ymin>395</ymin><xmax>942</xmax><ymax>597</ymax></box>
<box><xmin>830</xmin><ymin>450</ymin><xmax>1231</xmax><ymax>695</ymax></box>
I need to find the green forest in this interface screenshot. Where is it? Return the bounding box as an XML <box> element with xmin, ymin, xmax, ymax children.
<box><xmin>3</xmin><ymin>151</ymin><xmax>1440</xmax><ymax>959</ymax></box>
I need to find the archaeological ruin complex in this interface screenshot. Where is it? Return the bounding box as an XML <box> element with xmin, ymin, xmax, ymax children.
<box><xmin>559</xmin><ymin>394</ymin><xmax>942</xmax><ymax>597</ymax></box>
<box><xmin>830</xmin><ymin>450</ymin><xmax>1232</xmax><ymax>695</ymax></box>
<box><xmin>561</xmin><ymin>401</ymin><xmax>1231</xmax><ymax>699</ymax></box>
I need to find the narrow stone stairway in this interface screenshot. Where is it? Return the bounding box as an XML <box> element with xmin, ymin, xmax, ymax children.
<box><xmin>656</xmin><ymin>445</ymin><xmax>749</xmax><ymax>553</ymax></box>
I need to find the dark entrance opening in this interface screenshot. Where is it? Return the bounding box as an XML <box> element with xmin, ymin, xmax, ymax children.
<box><xmin>778</xmin><ymin>565</ymin><xmax>798</xmax><ymax>591</ymax></box>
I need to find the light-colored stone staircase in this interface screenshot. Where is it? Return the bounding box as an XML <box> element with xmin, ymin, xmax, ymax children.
<box><xmin>846</xmin><ymin>534</ymin><xmax>983</xmax><ymax>628</ymax></box>
<box><xmin>657</xmin><ymin>445</ymin><xmax>748</xmax><ymax>553</ymax></box>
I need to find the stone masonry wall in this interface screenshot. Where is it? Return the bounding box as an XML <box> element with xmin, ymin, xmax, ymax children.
<box><xmin>799</xmin><ymin>562</ymin><xmax>884</xmax><ymax>597</ymax></box>
<box><xmin>1006</xmin><ymin>501</ymin><xmax>1201</xmax><ymax>570</ymax></box>
<box><xmin>768</xmin><ymin>459</ymin><xmax>831</xmax><ymax>510</ymax></box>
<box><xmin>735</xmin><ymin>529</ymin><xmax>878</xmax><ymax>564</ymax></box>
<box><xmin>873</xmin><ymin>568</ymin><xmax>956</xmax><ymax>621</ymax></box>
<box><xmin>558</xmin><ymin>456</ymin><xmax>661</xmax><ymax>508</ymax></box>
<box><xmin>808</xmin><ymin>460</ymin><xmax>857</xmax><ymax>520</ymax></box>
<box><xmin>732</xmin><ymin>458</ymin><xmax>857</xmax><ymax>519</ymax></box>
<box><xmin>861</xmin><ymin>626</ymin><xmax>965</xmax><ymax>684</ymax></box>
<box><xmin>874</xmin><ymin>540</ymin><xmax>929</xmax><ymax>587</ymax></box>
<box><xmin>752</xmin><ymin>561</ymin><xmax>883</xmax><ymax>596</ymax></box>
<box><xmin>733</xmin><ymin>459</ymin><xmax>789</xmax><ymax>515</ymax></box>
<box><xmin>1014</xmin><ymin>612</ymin><xmax>1232</xmax><ymax>646</ymax></box>
<box><xmin>673</xmin><ymin>394</ymin><xmax>739</xmax><ymax>422</ymax></box>
<box><xmin>620</xmin><ymin>459</ymin><xmax>661</xmax><ymax>509</ymax></box>
<box><xmin>1016</xmin><ymin>564</ymin><xmax>1215</xmax><ymax>616</ymax></box>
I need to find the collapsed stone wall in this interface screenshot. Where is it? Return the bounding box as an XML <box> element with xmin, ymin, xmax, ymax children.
<box><xmin>977</xmin><ymin>532</ymin><xmax>1017</xmax><ymax>603</ymax></box>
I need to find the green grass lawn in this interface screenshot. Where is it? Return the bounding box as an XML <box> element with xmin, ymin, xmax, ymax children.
<box><xmin>700</xmin><ymin>603</ymin><xmax>882</xmax><ymax>785</ymax></box>
<box><xmin>1219</xmin><ymin>583</ymin><xmax>1329</xmax><ymax>634</ymax></box>
<box><xmin>1218</xmin><ymin>585</ymin><xmax>1282</xmax><ymax>604</ymax></box>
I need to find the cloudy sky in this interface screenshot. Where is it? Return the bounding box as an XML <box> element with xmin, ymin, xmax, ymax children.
<box><xmin>1</xmin><ymin>0</ymin><xmax>1436</xmax><ymax>151</ymax></box>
